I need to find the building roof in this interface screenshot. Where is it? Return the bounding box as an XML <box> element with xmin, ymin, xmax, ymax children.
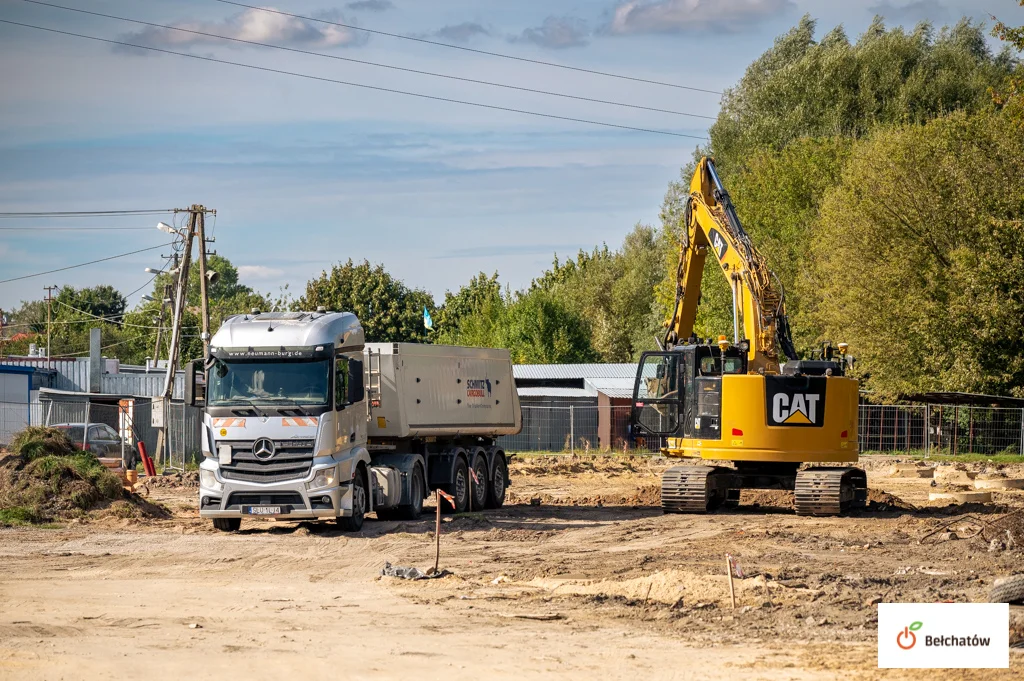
<box><xmin>584</xmin><ymin>377</ymin><xmax>635</xmax><ymax>399</ymax></box>
<box><xmin>513</xmin><ymin>363</ymin><xmax>637</xmax><ymax>380</ymax></box>
<box><xmin>0</xmin><ymin>364</ymin><xmax>35</xmax><ymax>375</ymax></box>
<box><xmin>517</xmin><ymin>387</ymin><xmax>594</xmax><ymax>398</ymax></box>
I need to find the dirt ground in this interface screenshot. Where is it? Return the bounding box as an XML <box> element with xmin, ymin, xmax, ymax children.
<box><xmin>1</xmin><ymin>455</ymin><xmax>1023</xmax><ymax>680</ymax></box>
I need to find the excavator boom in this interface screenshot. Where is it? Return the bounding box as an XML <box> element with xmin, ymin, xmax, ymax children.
<box><xmin>665</xmin><ymin>157</ymin><xmax>798</xmax><ymax>372</ymax></box>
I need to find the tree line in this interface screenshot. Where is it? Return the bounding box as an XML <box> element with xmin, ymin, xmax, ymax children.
<box><xmin>2</xmin><ymin>12</ymin><xmax>1022</xmax><ymax>398</ymax></box>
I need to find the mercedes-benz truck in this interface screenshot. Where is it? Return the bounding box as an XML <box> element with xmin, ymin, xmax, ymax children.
<box><xmin>187</xmin><ymin>310</ymin><xmax>522</xmax><ymax>532</ymax></box>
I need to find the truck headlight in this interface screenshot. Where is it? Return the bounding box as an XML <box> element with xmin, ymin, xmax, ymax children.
<box><xmin>200</xmin><ymin>469</ymin><xmax>223</xmax><ymax>492</ymax></box>
<box><xmin>306</xmin><ymin>467</ymin><xmax>336</xmax><ymax>491</ymax></box>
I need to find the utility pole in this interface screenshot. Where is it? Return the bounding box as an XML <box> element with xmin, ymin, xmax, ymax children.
<box><xmin>196</xmin><ymin>209</ymin><xmax>212</xmax><ymax>357</ymax></box>
<box><xmin>44</xmin><ymin>285</ymin><xmax>57</xmax><ymax>363</ymax></box>
<box><xmin>162</xmin><ymin>211</ymin><xmax>197</xmax><ymax>399</ymax></box>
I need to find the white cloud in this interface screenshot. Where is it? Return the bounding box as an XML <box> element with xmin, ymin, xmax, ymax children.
<box><xmin>120</xmin><ymin>7</ymin><xmax>367</xmax><ymax>50</ymax></box>
<box><xmin>346</xmin><ymin>0</ymin><xmax>394</xmax><ymax>11</ymax></box>
<box><xmin>513</xmin><ymin>17</ymin><xmax>590</xmax><ymax>49</ymax></box>
<box><xmin>238</xmin><ymin>265</ymin><xmax>285</xmax><ymax>280</ymax></box>
<box><xmin>431</xmin><ymin>22</ymin><xmax>491</xmax><ymax>42</ymax></box>
<box><xmin>608</xmin><ymin>0</ymin><xmax>793</xmax><ymax>35</ymax></box>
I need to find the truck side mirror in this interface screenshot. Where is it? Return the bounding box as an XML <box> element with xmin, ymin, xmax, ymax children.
<box><xmin>184</xmin><ymin>360</ymin><xmax>204</xmax><ymax>407</ymax></box>
<box><xmin>347</xmin><ymin>358</ymin><xmax>364</xmax><ymax>404</ymax></box>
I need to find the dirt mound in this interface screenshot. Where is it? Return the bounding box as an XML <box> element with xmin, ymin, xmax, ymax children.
<box><xmin>510</xmin><ymin>455</ymin><xmax>662</xmax><ymax>478</ymax></box>
<box><xmin>140</xmin><ymin>471</ymin><xmax>199</xmax><ymax>490</ymax></box>
<box><xmin>866</xmin><ymin>489</ymin><xmax>916</xmax><ymax>511</ymax></box>
<box><xmin>0</xmin><ymin>428</ymin><xmax>168</xmax><ymax>525</ymax></box>
<box><xmin>507</xmin><ymin>483</ymin><xmax>661</xmax><ymax>507</ymax></box>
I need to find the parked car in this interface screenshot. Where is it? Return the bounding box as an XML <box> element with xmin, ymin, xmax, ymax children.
<box><xmin>51</xmin><ymin>422</ymin><xmax>137</xmax><ymax>467</ymax></box>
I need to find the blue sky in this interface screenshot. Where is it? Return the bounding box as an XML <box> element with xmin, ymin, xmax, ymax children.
<box><xmin>0</xmin><ymin>0</ymin><xmax>1008</xmax><ymax>311</ymax></box>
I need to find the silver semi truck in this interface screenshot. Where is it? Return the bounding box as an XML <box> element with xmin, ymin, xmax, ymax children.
<box><xmin>187</xmin><ymin>310</ymin><xmax>522</xmax><ymax>532</ymax></box>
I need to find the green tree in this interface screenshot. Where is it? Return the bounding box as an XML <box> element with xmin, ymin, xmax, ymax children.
<box><xmin>495</xmin><ymin>288</ymin><xmax>598</xmax><ymax>364</ymax></box>
<box><xmin>433</xmin><ymin>272</ymin><xmax>502</xmax><ymax>347</ymax></box>
<box><xmin>54</xmin><ymin>285</ymin><xmax>126</xmax><ymax>320</ymax></box>
<box><xmin>805</xmin><ymin>107</ymin><xmax>1024</xmax><ymax>397</ymax></box>
<box><xmin>298</xmin><ymin>259</ymin><xmax>434</xmax><ymax>343</ymax></box>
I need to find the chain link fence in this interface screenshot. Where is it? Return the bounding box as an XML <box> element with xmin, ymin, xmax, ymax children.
<box><xmin>4</xmin><ymin>399</ymin><xmax>1024</xmax><ymax>459</ymax></box>
<box><xmin>0</xmin><ymin>398</ymin><xmax>203</xmax><ymax>469</ymax></box>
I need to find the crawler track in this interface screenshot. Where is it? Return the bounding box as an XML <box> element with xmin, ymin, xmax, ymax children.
<box><xmin>794</xmin><ymin>467</ymin><xmax>867</xmax><ymax>516</ymax></box>
<box><xmin>661</xmin><ymin>465</ymin><xmax>724</xmax><ymax>513</ymax></box>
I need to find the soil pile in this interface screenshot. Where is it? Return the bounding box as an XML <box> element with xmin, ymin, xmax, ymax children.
<box><xmin>0</xmin><ymin>427</ymin><xmax>168</xmax><ymax>525</ymax></box>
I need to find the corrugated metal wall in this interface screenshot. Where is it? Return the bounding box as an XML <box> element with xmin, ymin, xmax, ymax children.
<box><xmin>0</xmin><ymin>358</ymin><xmax>182</xmax><ymax>398</ymax></box>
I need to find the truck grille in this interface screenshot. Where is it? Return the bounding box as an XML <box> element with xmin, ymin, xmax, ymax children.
<box><xmin>225</xmin><ymin>492</ymin><xmax>305</xmax><ymax>510</ymax></box>
<box><xmin>219</xmin><ymin>440</ymin><xmax>315</xmax><ymax>483</ymax></box>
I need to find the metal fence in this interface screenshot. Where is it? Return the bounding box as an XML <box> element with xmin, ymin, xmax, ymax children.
<box><xmin>0</xmin><ymin>398</ymin><xmax>203</xmax><ymax>469</ymax></box>
<box><xmin>5</xmin><ymin>399</ymin><xmax>1024</xmax><ymax>459</ymax></box>
<box><xmin>859</xmin><ymin>404</ymin><xmax>1024</xmax><ymax>456</ymax></box>
<box><xmin>500</xmin><ymin>404</ymin><xmax>1024</xmax><ymax>457</ymax></box>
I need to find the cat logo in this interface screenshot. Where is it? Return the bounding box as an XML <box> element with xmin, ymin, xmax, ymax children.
<box><xmin>773</xmin><ymin>393</ymin><xmax>819</xmax><ymax>424</ymax></box>
<box><xmin>765</xmin><ymin>376</ymin><xmax>827</xmax><ymax>428</ymax></box>
<box><xmin>708</xmin><ymin>228</ymin><xmax>729</xmax><ymax>261</ymax></box>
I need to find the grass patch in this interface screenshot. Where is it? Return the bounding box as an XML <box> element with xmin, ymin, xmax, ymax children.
<box><xmin>8</xmin><ymin>426</ymin><xmax>76</xmax><ymax>461</ymax></box>
<box><xmin>0</xmin><ymin>506</ymin><xmax>38</xmax><ymax>526</ymax></box>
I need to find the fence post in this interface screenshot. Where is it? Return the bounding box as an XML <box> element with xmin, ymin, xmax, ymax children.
<box><xmin>83</xmin><ymin>401</ymin><xmax>91</xmax><ymax>452</ymax></box>
<box><xmin>924</xmin><ymin>404</ymin><xmax>930</xmax><ymax>457</ymax></box>
<box><xmin>569</xmin><ymin>404</ymin><xmax>575</xmax><ymax>456</ymax></box>
<box><xmin>1019</xmin><ymin>408</ymin><xmax>1023</xmax><ymax>456</ymax></box>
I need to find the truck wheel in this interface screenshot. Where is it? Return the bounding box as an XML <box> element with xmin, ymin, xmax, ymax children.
<box><xmin>486</xmin><ymin>455</ymin><xmax>507</xmax><ymax>509</ymax></box>
<box><xmin>213</xmin><ymin>518</ymin><xmax>240</xmax><ymax>532</ymax></box>
<box><xmin>470</xmin><ymin>455</ymin><xmax>489</xmax><ymax>511</ymax></box>
<box><xmin>337</xmin><ymin>468</ymin><xmax>367</xmax><ymax>532</ymax></box>
<box><xmin>378</xmin><ymin>464</ymin><xmax>424</xmax><ymax>521</ymax></box>
<box><xmin>442</xmin><ymin>458</ymin><xmax>469</xmax><ymax>514</ymax></box>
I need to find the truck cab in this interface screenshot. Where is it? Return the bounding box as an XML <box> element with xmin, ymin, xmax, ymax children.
<box><xmin>194</xmin><ymin>310</ymin><xmax>371</xmax><ymax>532</ymax></box>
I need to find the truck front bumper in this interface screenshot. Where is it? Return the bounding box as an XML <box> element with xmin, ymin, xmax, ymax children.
<box><xmin>198</xmin><ymin>461</ymin><xmax>354</xmax><ymax>520</ymax></box>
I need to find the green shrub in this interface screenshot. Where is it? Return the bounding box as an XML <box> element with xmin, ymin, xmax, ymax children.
<box><xmin>0</xmin><ymin>506</ymin><xmax>38</xmax><ymax>526</ymax></box>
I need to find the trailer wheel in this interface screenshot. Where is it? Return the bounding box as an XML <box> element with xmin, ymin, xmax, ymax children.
<box><xmin>990</xmin><ymin>574</ymin><xmax>1024</xmax><ymax>604</ymax></box>
<box><xmin>442</xmin><ymin>457</ymin><xmax>470</xmax><ymax>513</ymax></box>
<box><xmin>486</xmin><ymin>454</ymin><xmax>507</xmax><ymax>509</ymax></box>
<box><xmin>378</xmin><ymin>464</ymin><xmax>424</xmax><ymax>521</ymax></box>
<box><xmin>470</xmin><ymin>454</ymin><xmax>489</xmax><ymax>511</ymax></box>
<box><xmin>337</xmin><ymin>467</ymin><xmax>367</xmax><ymax>532</ymax></box>
<box><xmin>213</xmin><ymin>518</ymin><xmax>240</xmax><ymax>532</ymax></box>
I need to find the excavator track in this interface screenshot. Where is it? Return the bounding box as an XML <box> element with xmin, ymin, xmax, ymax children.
<box><xmin>661</xmin><ymin>465</ymin><xmax>728</xmax><ymax>513</ymax></box>
<box><xmin>794</xmin><ymin>467</ymin><xmax>867</xmax><ymax>516</ymax></box>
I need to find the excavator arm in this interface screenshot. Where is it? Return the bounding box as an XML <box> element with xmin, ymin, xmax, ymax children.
<box><xmin>665</xmin><ymin>157</ymin><xmax>798</xmax><ymax>373</ymax></box>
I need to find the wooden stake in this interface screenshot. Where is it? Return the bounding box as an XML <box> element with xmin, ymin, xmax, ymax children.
<box><xmin>434</xmin><ymin>489</ymin><xmax>442</xmax><ymax>573</ymax></box>
<box><xmin>726</xmin><ymin>555</ymin><xmax>736</xmax><ymax>609</ymax></box>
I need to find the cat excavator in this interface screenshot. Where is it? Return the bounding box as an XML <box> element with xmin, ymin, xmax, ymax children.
<box><xmin>631</xmin><ymin>157</ymin><xmax>866</xmax><ymax>516</ymax></box>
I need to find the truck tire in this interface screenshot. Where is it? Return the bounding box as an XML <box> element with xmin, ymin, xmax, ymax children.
<box><xmin>487</xmin><ymin>454</ymin><xmax>507</xmax><ymax>509</ymax></box>
<box><xmin>469</xmin><ymin>453</ymin><xmax>489</xmax><ymax>511</ymax></box>
<box><xmin>442</xmin><ymin>457</ymin><xmax>470</xmax><ymax>514</ymax></box>
<box><xmin>213</xmin><ymin>518</ymin><xmax>240</xmax><ymax>532</ymax></box>
<box><xmin>337</xmin><ymin>468</ymin><xmax>367</xmax><ymax>532</ymax></box>
<box><xmin>990</xmin><ymin>574</ymin><xmax>1024</xmax><ymax>604</ymax></box>
<box><xmin>378</xmin><ymin>464</ymin><xmax>425</xmax><ymax>521</ymax></box>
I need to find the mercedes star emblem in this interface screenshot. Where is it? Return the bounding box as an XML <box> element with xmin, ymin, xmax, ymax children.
<box><xmin>252</xmin><ymin>438</ymin><xmax>276</xmax><ymax>461</ymax></box>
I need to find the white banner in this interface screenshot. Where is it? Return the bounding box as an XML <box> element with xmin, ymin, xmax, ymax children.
<box><xmin>878</xmin><ymin>603</ymin><xmax>1009</xmax><ymax>669</ymax></box>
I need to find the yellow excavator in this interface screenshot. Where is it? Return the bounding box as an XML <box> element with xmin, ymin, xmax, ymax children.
<box><xmin>631</xmin><ymin>157</ymin><xmax>865</xmax><ymax>515</ymax></box>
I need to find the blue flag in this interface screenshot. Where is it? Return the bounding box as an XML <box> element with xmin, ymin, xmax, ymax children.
<box><xmin>423</xmin><ymin>306</ymin><xmax>433</xmax><ymax>330</ymax></box>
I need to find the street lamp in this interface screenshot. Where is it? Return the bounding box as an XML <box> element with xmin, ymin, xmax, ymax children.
<box><xmin>156</xmin><ymin>222</ymin><xmax>178</xmax><ymax>235</ymax></box>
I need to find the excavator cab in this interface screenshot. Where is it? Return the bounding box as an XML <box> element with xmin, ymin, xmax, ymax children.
<box><xmin>633</xmin><ymin>342</ymin><xmax>748</xmax><ymax>439</ymax></box>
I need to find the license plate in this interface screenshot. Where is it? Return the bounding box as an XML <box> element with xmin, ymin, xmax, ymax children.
<box><xmin>244</xmin><ymin>505</ymin><xmax>285</xmax><ymax>515</ymax></box>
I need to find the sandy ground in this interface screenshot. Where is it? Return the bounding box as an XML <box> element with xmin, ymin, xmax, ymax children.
<box><xmin>1</xmin><ymin>455</ymin><xmax>1023</xmax><ymax>680</ymax></box>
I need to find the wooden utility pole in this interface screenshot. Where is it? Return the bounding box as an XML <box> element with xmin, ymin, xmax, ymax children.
<box><xmin>162</xmin><ymin>211</ymin><xmax>197</xmax><ymax>399</ymax></box>
<box><xmin>196</xmin><ymin>209</ymin><xmax>212</xmax><ymax>357</ymax></box>
<box><xmin>44</xmin><ymin>285</ymin><xmax>57</xmax><ymax>363</ymax></box>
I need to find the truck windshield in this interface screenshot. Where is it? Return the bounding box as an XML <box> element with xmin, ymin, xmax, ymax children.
<box><xmin>207</xmin><ymin>359</ymin><xmax>330</xmax><ymax>407</ymax></box>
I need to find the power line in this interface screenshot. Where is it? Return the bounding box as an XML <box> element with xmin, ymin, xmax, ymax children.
<box><xmin>211</xmin><ymin>0</ymin><xmax>723</xmax><ymax>95</ymax></box>
<box><xmin>21</xmin><ymin>0</ymin><xmax>716</xmax><ymax>121</ymax></box>
<box><xmin>0</xmin><ymin>226</ymin><xmax>154</xmax><ymax>231</ymax></box>
<box><xmin>0</xmin><ymin>243</ymin><xmax>171</xmax><ymax>285</ymax></box>
<box><xmin>0</xmin><ymin>19</ymin><xmax>709</xmax><ymax>140</ymax></box>
<box><xmin>0</xmin><ymin>208</ymin><xmax>173</xmax><ymax>216</ymax></box>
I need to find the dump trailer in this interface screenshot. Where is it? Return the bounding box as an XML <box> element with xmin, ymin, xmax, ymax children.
<box><xmin>188</xmin><ymin>310</ymin><xmax>521</xmax><ymax>532</ymax></box>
